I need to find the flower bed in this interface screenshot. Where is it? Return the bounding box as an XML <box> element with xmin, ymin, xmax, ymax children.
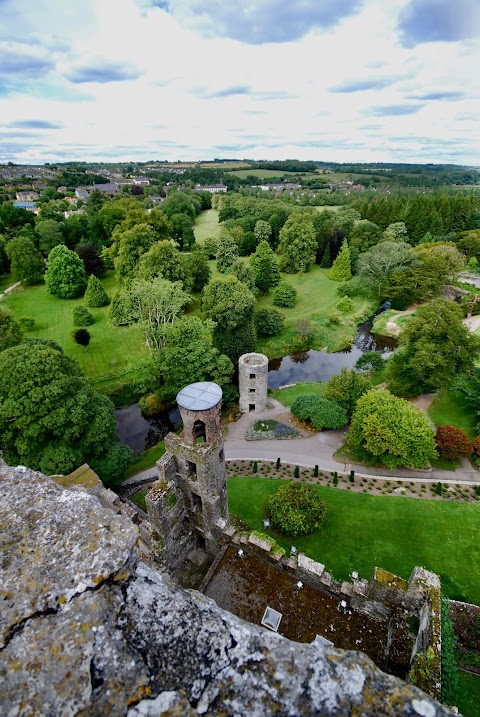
<box><xmin>246</xmin><ymin>419</ymin><xmax>300</xmax><ymax>441</ymax></box>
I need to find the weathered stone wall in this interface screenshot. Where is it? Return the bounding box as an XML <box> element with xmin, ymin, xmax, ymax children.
<box><xmin>239</xmin><ymin>352</ymin><xmax>269</xmax><ymax>413</ymax></box>
<box><xmin>0</xmin><ymin>461</ymin><xmax>450</xmax><ymax>716</ymax></box>
<box><xmin>179</xmin><ymin>399</ymin><xmax>223</xmax><ymax>446</ymax></box>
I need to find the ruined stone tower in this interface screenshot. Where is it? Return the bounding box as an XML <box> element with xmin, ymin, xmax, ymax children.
<box><xmin>146</xmin><ymin>382</ymin><xmax>229</xmax><ymax>576</ymax></box>
<box><xmin>238</xmin><ymin>352</ymin><xmax>268</xmax><ymax>412</ymax></box>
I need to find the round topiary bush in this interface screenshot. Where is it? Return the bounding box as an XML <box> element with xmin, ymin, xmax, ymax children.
<box><xmin>273</xmin><ymin>282</ymin><xmax>297</xmax><ymax>308</ymax></box>
<box><xmin>268</xmin><ymin>481</ymin><xmax>327</xmax><ymax>536</ymax></box>
<box><xmin>73</xmin><ymin>305</ymin><xmax>94</xmax><ymax>326</ymax></box>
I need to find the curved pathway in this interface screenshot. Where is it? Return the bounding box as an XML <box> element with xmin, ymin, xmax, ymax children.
<box><xmin>0</xmin><ymin>281</ymin><xmax>21</xmax><ymax>301</ymax></box>
<box><xmin>225</xmin><ymin>399</ymin><xmax>480</xmax><ymax>485</ymax></box>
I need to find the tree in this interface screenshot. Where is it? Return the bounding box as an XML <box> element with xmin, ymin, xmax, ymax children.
<box><xmin>347</xmin><ymin>388</ymin><xmax>437</xmax><ymax>469</ymax></box>
<box><xmin>277</xmin><ymin>213</ymin><xmax>317</xmax><ymax>272</ymax></box>
<box><xmin>435</xmin><ymin>425</ymin><xmax>472</xmax><ymax>461</ymax></box>
<box><xmin>5</xmin><ymin>236</ymin><xmax>45</xmax><ymax>284</ymax></box>
<box><xmin>62</xmin><ymin>214</ymin><xmax>89</xmax><ymax>249</ymax></box>
<box><xmin>382</xmin><ymin>222</ymin><xmax>409</xmax><ymax>243</ymax></box>
<box><xmin>45</xmin><ymin>245</ymin><xmax>87</xmax><ymax>299</ymax></box>
<box><xmin>75</xmin><ymin>242</ymin><xmax>105</xmax><ymax>276</ymax></box>
<box><xmin>355</xmin><ymin>351</ymin><xmax>384</xmax><ymax>373</ymax></box>
<box><xmin>202</xmin><ymin>275</ymin><xmax>256</xmax><ymax>362</ymax></box>
<box><xmin>216</xmin><ymin>232</ymin><xmax>239</xmax><ymax>274</ymax></box>
<box><xmin>387</xmin><ymin>299</ymin><xmax>480</xmax><ymax>396</ymax></box>
<box><xmin>254</xmin><ymin>220</ymin><xmax>272</xmax><ymax>246</ymax></box>
<box><xmin>155</xmin><ymin>316</ymin><xmax>234</xmax><ymax>402</ymax></box>
<box><xmin>114</xmin><ymin>224</ymin><xmax>156</xmax><ymax>285</ymax></box>
<box><xmin>84</xmin><ymin>274</ymin><xmax>110</xmax><ymax>307</ymax></box>
<box><xmin>357</xmin><ymin>241</ymin><xmax>418</xmax><ymax>295</ymax></box>
<box><xmin>187</xmin><ymin>246</ymin><xmax>211</xmax><ymax>292</ymax></box>
<box><xmin>328</xmin><ymin>239</ymin><xmax>352</xmax><ymax>281</ymax></box>
<box><xmin>0</xmin><ymin>342</ymin><xmax>131</xmax><ymax>483</ymax></box>
<box><xmin>228</xmin><ymin>259</ymin><xmax>257</xmax><ymax>293</ymax></box>
<box><xmin>74</xmin><ymin>328</ymin><xmax>91</xmax><ymax>348</ymax></box>
<box><xmin>108</xmin><ymin>289</ymin><xmax>138</xmax><ymax>326</ymax></box>
<box><xmin>0</xmin><ymin>235</ymin><xmax>9</xmax><ymax>274</ymax></box>
<box><xmin>250</xmin><ymin>240</ymin><xmax>280</xmax><ymax>293</ymax></box>
<box><xmin>169</xmin><ymin>212</ymin><xmax>195</xmax><ymax>250</ymax></box>
<box><xmin>129</xmin><ymin>278</ymin><xmax>191</xmax><ymax>351</ymax></box>
<box><xmin>0</xmin><ymin>307</ymin><xmax>23</xmax><ymax>352</ymax></box>
<box><xmin>349</xmin><ymin>220</ymin><xmax>382</xmax><ymax>253</ymax></box>
<box><xmin>291</xmin><ymin>395</ymin><xmax>348</xmax><ymax>430</ymax></box>
<box><xmin>135</xmin><ymin>240</ymin><xmax>191</xmax><ymax>289</ymax></box>
<box><xmin>454</xmin><ymin>368</ymin><xmax>480</xmax><ymax>431</ymax></box>
<box><xmin>273</xmin><ymin>282</ymin><xmax>296</xmax><ymax>308</ymax></box>
<box><xmin>255</xmin><ymin>307</ymin><xmax>285</xmax><ymax>336</ymax></box>
<box><xmin>294</xmin><ymin>318</ymin><xmax>314</xmax><ymax>345</ymax></box>
<box><xmin>268</xmin><ymin>482</ymin><xmax>326</xmax><ymax>536</ymax></box>
<box><xmin>73</xmin><ymin>306</ymin><xmax>94</xmax><ymax>326</ymax></box>
<box><xmin>35</xmin><ymin>219</ymin><xmax>65</xmax><ymax>255</ymax></box>
<box><xmin>325</xmin><ymin>368</ymin><xmax>371</xmax><ymax>421</ymax></box>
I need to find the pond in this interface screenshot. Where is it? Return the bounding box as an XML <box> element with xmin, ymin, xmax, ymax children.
<box><xmin>115</xmin><ymin>403</ymin><xmax>181</xmax><ymax>453</ymax></box>
<box><xmin>268</xmin><ymin>306</ymin><xmax>397</xmax><ymax>388</ymax></box>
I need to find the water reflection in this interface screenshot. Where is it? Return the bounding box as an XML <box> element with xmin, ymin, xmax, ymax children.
<box><xmin>268</xmin><ymin>307</ymin><xmax>397</xmax><ymax>388</ymax></box>
<box><xmin>115</xmin><ymin>403</ymin><xmax>181</xmax><ymax>452</ymax></box>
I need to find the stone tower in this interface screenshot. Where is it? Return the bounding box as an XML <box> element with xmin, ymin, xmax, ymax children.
<box><xmin>146</xmin><ymin>382</ymin><xmax>229</xmax><ymax>575</ymax></box>
<box><xmin>238</xmin><ymin>352</ymin><xmax>268</xmax><ymax>413</ymax></box>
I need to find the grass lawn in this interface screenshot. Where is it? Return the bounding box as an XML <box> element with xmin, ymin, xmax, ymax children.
<box><xmin>2</xmin><ymin>272</ymin><xmax>149</xmax><ymax>389</ymax></box>
<box><xmin>194</xmin><ymin>209</ymin><xmax>221</xmax><ymax>243</ymax></box>
<box><xmin>428</xmin><ymin>387</ymin><xmax>477</xmax><ymax>438</ymax></box>
<box><xmin>131</xmin><ymin>490</ymin><xmax>148</xmax><ymax>511</ymax></box>
<box><xmin>255</xmin><ymin>265</ymin><xmax>376</xmax><ymax>357</ymax></box>
<box><xmin>227</xmin><ymin>477</ymin><xmax>480</xmax><ymax>605</ymax></box>
<box><xmin>0</xmin><ymin>273</ymin><xmax>14</xmax><ymax>293</ymax></box>
<box><xmin>453</xmin><ymin>671</ymin><xmax>480</xmax><ymax>717</ymax></box>
<box><xmin>270</xmin><ymin>381</ymin><xmax>327</xmax><ymax>406</ymax></box>
<box><xmin>123</xmin><ymin>441</ymin><xmax>165</xmax><ymax>480</ymax></box>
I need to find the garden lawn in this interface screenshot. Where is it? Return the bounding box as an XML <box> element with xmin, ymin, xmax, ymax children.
<box><xmin>227</xmin><ymin>477</ymin><xmax>480</xmax><ymax>605</ymax></box>
<box><xmin>2</xmin><ymin>272</ymin><xmax>148</xmax><ymax>388</ymax></box>
<box><xmin>270</xmin><ymin>381</ymin><xmax>327</xmax><ymax>407</ymax></box>
<box><xmin>123</xmin><ymin>441</ymin><xmax>165</xmax><ymax>480</ymax></box>
<box><xmin>453</xmin><ymin>671</ymin><xmax>480</xmax><ymax>717</ymax></box>
<box><xmin>255</xmin><ymin>265</ymin><xmax>375</xmax><ymax>357</ymax></box>
<box><xmin>194</xmin><ymin>209</ymin><xmax>221</xmax><ymax>243</ymax></box>
<box><xmin>0</xmin><ymin>273</ymin><xmax>13</xmax><ymax>293</ymax></box>
<box><xmin>428</xmin><ymin>387</ymin><xmax>477</xmax><ymax>438</ymax></box>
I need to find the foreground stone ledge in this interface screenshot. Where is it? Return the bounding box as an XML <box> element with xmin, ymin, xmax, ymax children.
<box><xmin>0</xmin><ymin>462</ymin><xmax>451</xmax><ymax>716</ymax></box>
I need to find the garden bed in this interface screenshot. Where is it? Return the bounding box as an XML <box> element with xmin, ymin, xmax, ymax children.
<box><xmin>246</xmin><ymin>418</ymin><xmax>300</xmax><ymax>440</ymax></box>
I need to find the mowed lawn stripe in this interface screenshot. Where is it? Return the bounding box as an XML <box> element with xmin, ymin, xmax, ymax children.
<box><xmin>227</xmin><ymin>477</ymin><xmax>480</xmax><ymax>605</ymax></box>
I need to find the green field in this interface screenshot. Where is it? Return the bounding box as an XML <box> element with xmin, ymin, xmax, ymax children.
<box><xmin>453</xmin><ymin>671</ymin><xmax>480</xmax><ymax>717</ymax></box>
<box><xmin>2</xmin><ymin>272</ymin><xmax>148</xmax><ymax>389</ymax></box>
<box><xmin>428</xmin><ymin>387</ymin><xmax>477</xmax><ymax>438</ymax></box>
<box><xmin>227</xmin><ymin>477</ymin><xmax>480</xmax><ymax>604</ymax></box>
<box><xmin>255</xmin><ymin>265</ymin><xmax>376</xmax><ymax>357</ymax></box>
<box><xmin>0</xmin><ymin>274</ymin><xmax>14</xmax><ymax>293</ymax></box>
<box><xmin>194</xmin><ymin>208</ymin><xmax>221</xmax><ymax>243</ymax></box>
<box><xmin>226</xmin><ymin>169</ymin><xmax>317</xmax><ymax>180</ymax></box>
<box><xmin>270</xmin><ymin>381</ymin><xmax>327</xmax><ymax>406</ymax></box>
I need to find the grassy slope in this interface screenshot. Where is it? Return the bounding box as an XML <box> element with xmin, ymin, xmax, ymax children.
<box><xmin>255</xmin><ymin>264</ymin><xmax>375</xmax><ymax>358</ymax></box>
<box><xmin>193</xmin><ymin>208</ymin><xmax>221</xmax><ymax>243</ymax></box>
<box><xmin>2</xmin><ymin>272</ymin><xmax>148</xmax><ymax>387</ymax></box>
<box><xmin>270</xmin><ymin>382</ymin><xmax>327</xmax><ymax>406</ymax></box>
<box><xmin>123</xmin><ymin>442</ymin><xmax>165</xmax><ymax>479</ymax></box>
<box><xmin>227</xmin><ymin>477</ymin><xmax>480</xmax><ymax>605</ymax></box>
<box><xmin>428</xmin><ymin>387</ymin><xmax>477</xmax><ymax>438</ymax></box>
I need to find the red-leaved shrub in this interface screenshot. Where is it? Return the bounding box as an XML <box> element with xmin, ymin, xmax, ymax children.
<box><xmin>435</xmin><ymin>425</ymin><xmax>472</xmax><ymax>461</ymax></box>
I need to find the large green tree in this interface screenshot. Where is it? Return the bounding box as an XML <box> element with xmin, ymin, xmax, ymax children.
<box><xmin>114</xmin><ymin>223</ymin><xmax>156</xmax><ymax>285</ymax></box>
<box><xmin>0</xmin><ymin>307</ymin><xmax>23</xmax><ymax>352</ymax></box>
<box><xmin>45</xmin><ymin>245</ymin><xmax>87</xmax><ymax>299</ymax></box>
<box><xmin>347</xmin><ymin>388</ymin><xmax>437</xmax><ymax>469</ymax></box>
<box><xmin>155</xmin><ymin>316</ymin><xmax>234</xmax><ymax>402</ymax></box>
<box><xmin>129</xmin><ymin>277</ymin><xmax>191</xmax><ymax>351</ymax></box>
<box><xmin>136</xmin><ymin>240</ymin><xmax>191</xmax><ymax>289</ymax></box>
<box><xmin>250</xmin><ymin>240</ymin><xmax>280</xmax><ymax>293</ymax></box>
<box><xmin>325</xmin><ymin>368</ymin><xmax>371</xmax><ymax>421</ymax></box>
<box><xmin>357</xmin><ymin>241</ymin><xmax>417</xmax><ymax>295</ymax></box>
<box><xmin>0</xmin><ymin>341</ymin><xmax>131</xmax><ymax>482</ymax></box>
<box><xmin>202</xmin><ymin>275</ymin><xmax>256</xmax><ymax>362</ymax></box>
<box><xmin>277</xmin><ymin>213</ymin><xmax>317</xmax><ymax>272</ymax></box>
<box><xmin>216</xmin><ymin>232</ymin><xmax>239</xmax><ymax>274</ymax></box>
<box><xmin>35</xmin><ymin>219</ymin><xmax>65</xmax><ymax>255</ymax></box>
<box><xmin>328</xmin><ymin>239</ymin><xmax>352</xmax><ymax>281</ymax></box>
<box><xmin>5</xmin><ymin>236</ymin><xmax>45</xmax><ymax>284</ymax></box>
<box><xmin>187</xmin><ymin>246</ymin><xmax>211</xmax><ymax>292</ymax></box>
<box><xmin>387</xmin><ymin>299</ymin><xmax>480</xmax><ymax>396</ymax></box>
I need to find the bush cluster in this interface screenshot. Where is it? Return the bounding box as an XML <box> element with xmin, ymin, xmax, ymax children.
<box><xmin>336</xmin><ymin>295</ymin><xmax>354</xmax><ymax>313</ymax></box>
<box><xmin>291</xmin><ymin>394</ymin><xmax>348</xmax><ymax>430</ymax></box>
<box><xmin>273</xmin><ymin>282</ymin><xmax>297</xmax><ymax>308</ymax></box>
<box><xmin>268</xmin><ymin>482</ymin><xmax>327</xmax><ymax>536</ymax></box>
<box><xmin>246</xmin><ymin>419</ymin><xmax>299</xmax><ymax>440</ymax></box>
<box><xmin>255</xmin><ymin>307</ymin><xmax>285</xmax><ymax>336</ymax></box>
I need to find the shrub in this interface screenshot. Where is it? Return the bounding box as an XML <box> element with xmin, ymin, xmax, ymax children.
<box><xmin>108</xmin><ymin>289</ymin><xmax>138</xmax><ymax>325</ymax></box>
<box><xmin>435</xmin><ymin>425</ymin><xmax>473</xmax><ymax>461</ymax></box>
<box><xmin>355</xmin><ymin>351</ymin><xmax>384</xmax><ymax>373</ymax></box>
<box><xmin>273</xmin><ymin>282</ymin><xmax>297</xmax><ymax>308</ymax></box>
<box><xmin>435</xmin><ymin>482</ymin><xmax>443</xmax><ymax>496</ymax></box>
<box><xmin>333</xmin><ymin>472</ymin><xmax>338</xmax><ymax>485</ymax></box>
<box><xmin>73</xmin><ymin>306</ymin><xmax>94</xmax><ymax>326</ymax></box>
<box><xmin>314</xmin><ymin>465</ymin><xmax>318</xmax><ymax>477</ymax></box>
<box><xmin>276</xmin><ymin>457</ymin><xmax>281</xmax><ymax>469</ymax></box>
<box><xmin>18</xmin><ymin>316</ymin><xmax>35</xmax><ymax>331</ymax></box>
<box><xmin>84</xmin><ymin>274</ymin><xmax>110</xmax><ymax>308</ymax></box>
<box><xmin>255</xmin><ymin>307</ymin><xmax>285</xmax><ymax>336</ymax></box>
<box><xmin>253</xmin><ymin>460</ymin><xmax>258</xmax><ymax>473</ymax></box>
<box><xmin>73</xmin><ymin>328</ymin><xmax>90</xmax><ymax>347</ymax></box>
<box><xmin>336</xmin><ymin>295</ymin><xmax>354</xmax><ymax>313</ymax></box>
<box><xmin>349</xmin><ymin>470</ymin><xmax>355</xmax><ymax>483</ymax></box>
<box><xmin>294</xmin><ymin>466</ymin><xmax>300</xmax><ymax>478</ymax></box>
<box><xmin>291</xmin><ymin>394</ymin><xmax>348</xmax><ymax>430</ymax></box>
<box><xmin>268</xmin><ymin>482</ymin><xmax>327</xmax><ymax>536</ymax></box>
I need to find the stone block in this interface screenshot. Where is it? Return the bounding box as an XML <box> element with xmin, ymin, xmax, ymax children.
<box><xmin>248</xmin><ymin>534</ymin><xmax>272</xmax><ymax>552</ymax></box>
<box><xmin>298</xmin><ymin>553</ymin><xmax>325</xmax><ymax>578</ymax></box>
<box><xmin>341</xmin><ymin>582</ymin><xmax>354</xmax><ymax>597</ymax></box>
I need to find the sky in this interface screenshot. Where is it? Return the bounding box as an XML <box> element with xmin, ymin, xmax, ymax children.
<box><xmin>0</xmin><ymin>0</ymin><xmax>479</xmax><ymax>166</ymax></box>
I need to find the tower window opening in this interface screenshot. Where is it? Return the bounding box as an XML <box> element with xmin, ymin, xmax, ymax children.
<box><xmin>194</xmin><ymin>420</ymin><xmax>206</xmax><ymax>443</ymax></box>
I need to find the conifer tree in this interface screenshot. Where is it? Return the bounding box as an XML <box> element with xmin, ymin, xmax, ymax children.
<box><xmin>250</xmin><ymin>240</ymin><xmax>280</xmax><ymax>293</ymax></box>
<box><xmin>84</xmin><ymin>274</ymin><xmax>110</xmax><ymax>307</ymax></box>
<box><xmin>328</xmin><ymin>239</ymin><xmax>352</xmax><ymax>281</ymax></box>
